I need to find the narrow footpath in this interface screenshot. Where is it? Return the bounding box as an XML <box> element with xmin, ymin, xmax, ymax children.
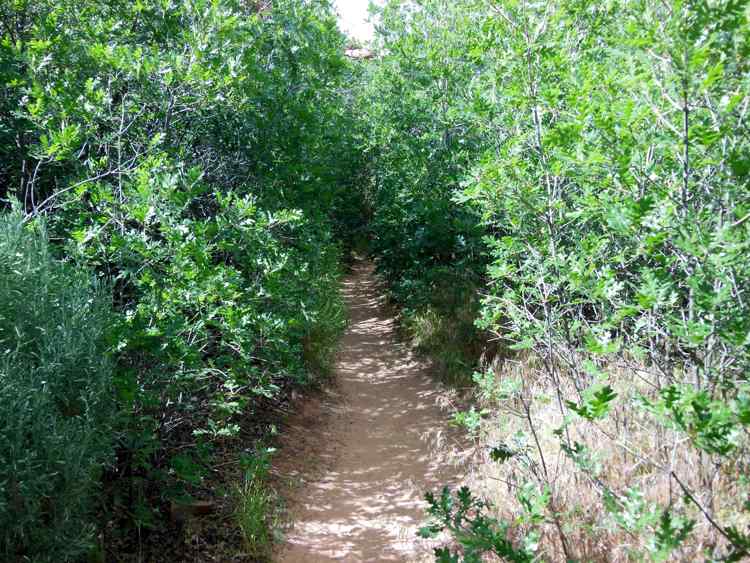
<box><xmin>273</xmin><ymin>260</ymin><xmax>466</xmax><ymax>562</ymax></box>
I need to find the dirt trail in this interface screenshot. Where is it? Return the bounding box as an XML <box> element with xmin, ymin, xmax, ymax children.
<box><xmin>274</xmin><ymin>260</ymin><xmax>466</xmax><ymax>562</ymax></box>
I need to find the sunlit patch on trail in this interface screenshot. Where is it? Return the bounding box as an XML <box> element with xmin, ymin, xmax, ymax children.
<box><xmin>274</xmin><ymin>261</ymin><xmax>468</xmax><ymax>562</ymax></box>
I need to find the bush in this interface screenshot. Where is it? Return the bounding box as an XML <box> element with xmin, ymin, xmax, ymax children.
<box><xmin>0</xmin><ymin>211</ymin><xmax>114</xmax><ymax>562</ymax></box>
<box><xmin>364</xmin><ymin>0</ymin><xmax>750</xmax><ymax>559</ymax></box>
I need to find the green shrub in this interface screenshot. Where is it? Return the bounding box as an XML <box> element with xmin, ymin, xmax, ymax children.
<box><xmin>400</xmin><ymin>275</ymin><xmax>485</xmax><ymax>386</ymax></box>
<box><xmin>1</xmin><ymin>0</ymin><xmax>357</xmax><ymax>546</ymax></box>
<box><xmin>364</xmin><ymin>0</ymin><xmax>750</xmax><ymax>559</ymax></box>
<box><xmin>0</xmin><ymin>210</ymin><xmax>114</xmax><ymax>562</ymax></box>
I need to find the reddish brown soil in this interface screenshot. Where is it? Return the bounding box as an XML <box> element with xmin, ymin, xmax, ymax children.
<box><xmin>273</xmin><ymin>261</ymin><xmax>466</xmax><ymax>562</ymax></box>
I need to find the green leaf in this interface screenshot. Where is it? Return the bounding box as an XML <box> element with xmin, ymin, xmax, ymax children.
<box><xmin>566</xmin><ymin>385</ymin><xmax>617</xmax><ymax>420</ymax></box>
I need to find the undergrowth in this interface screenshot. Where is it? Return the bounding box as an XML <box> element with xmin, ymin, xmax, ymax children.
<box><xmin>0</xmin><ymin>0</ymin><xmax>358</xmax><ymax>559</ymax></box>
<box><xmin>3</xmin><ymin>0</ymin><xmax>749</xmax><ymax>559</ymax></box>
<box><xmin>234</xmin><ymin>448</ymin><xmax>279</xmax><ymax>561</ymax></box>
<box><xmin>447</xmin><ymin>353</ymin><xmax>750</xmax><ymax>561</ymax></box>
<box><xmin>0</xmin><ymin>211</ymin><xmax>115</xmax><ymax>562</ymax></box>
<box><xmin>361</xmin><ymin>0</ymin><xmax>750</xmax><ymax>560</ymax></box>
<box><xmin>398</xmin><ymin>278</ymin><xmax>487</xmax><ymax>387</ymax></box>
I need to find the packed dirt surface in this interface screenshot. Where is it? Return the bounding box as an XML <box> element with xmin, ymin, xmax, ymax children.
<box><xmin>273</xmin><ymin>261</ymin><xmax>467</xmax><ymax>562</ymax></box>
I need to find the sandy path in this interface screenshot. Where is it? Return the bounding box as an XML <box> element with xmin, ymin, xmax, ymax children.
<box><xmin>274</xmin><ymin>261</ymin><xmax>465</xmax><ymax>562</ymax></box>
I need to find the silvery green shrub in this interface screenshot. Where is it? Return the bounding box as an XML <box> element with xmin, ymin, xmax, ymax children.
<box><xmin>0</xmin><ymin>211</ymin><xmax>114</xmax><ymax>562</ymax></box>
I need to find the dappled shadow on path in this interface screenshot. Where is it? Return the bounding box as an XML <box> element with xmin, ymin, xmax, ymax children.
<box><xmin>274</xmin><ymin>261</ymin><xmax>466</xmax><ymax>562</ymax></box>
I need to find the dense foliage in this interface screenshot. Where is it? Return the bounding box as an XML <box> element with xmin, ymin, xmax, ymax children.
<box><xmin>2</xmin><ymin>0</ymin><xmax>750</xmax><ymax>560</ymax></box>
<box><xmin>359</xmin><ymin>0</ymin><xmax>489</xmax><ymax>297</ymax></box>
<box><xmin>362</xmin><ymin>0</ymin><xmax>750</xmax><ymax>560</ymax></box>
<box><xmin>1</xmin><ymin>0</ymin><xmax>359</xmax><ymax>559</ymax></box>
<box><xmin>355</xmin><ymin>2</ymin><xmax>493</xmax><ymax>380</ymax></box>
<box><xmin>0</xmin><ymin>211</ymin><xmax>114</xmax><ymax>560</ymax></box>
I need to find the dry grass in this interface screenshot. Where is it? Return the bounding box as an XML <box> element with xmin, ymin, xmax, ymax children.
<box><xmin>400</xmin><ymin>284</ymin><xmax>493</xmax><ymax>387</ymax></box>
<box><xmin>464</xmin><ymin>351</ymin><xmax>750</xmax><ymax>561</ymax></box>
